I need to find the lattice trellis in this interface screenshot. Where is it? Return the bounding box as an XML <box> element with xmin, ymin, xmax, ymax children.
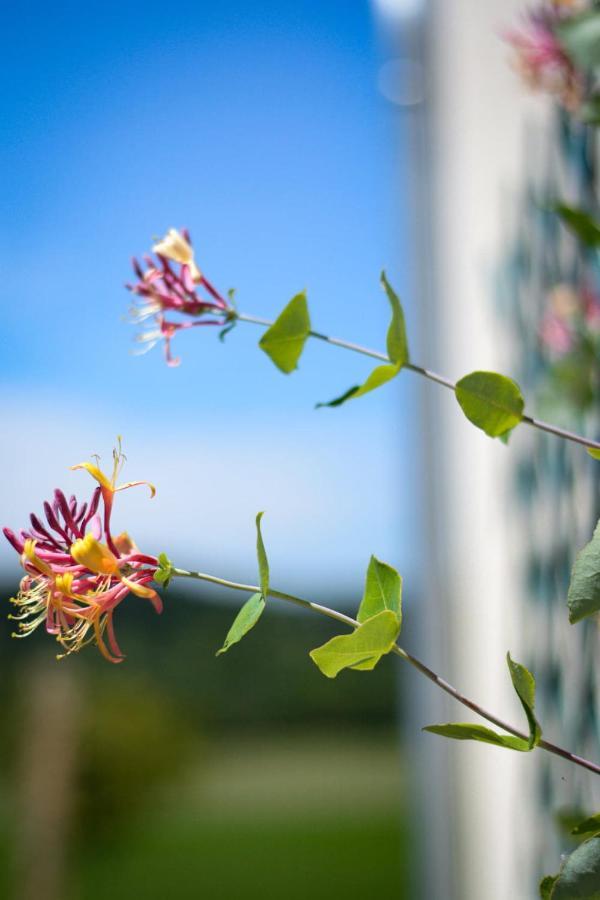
<box><xmin>499</xmin><ymin>109</ymin><xmax>600</xmax><ymax>881</ymax></box>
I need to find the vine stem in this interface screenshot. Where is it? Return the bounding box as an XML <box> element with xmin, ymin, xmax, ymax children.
<box><xmin>172</xmin><ymin>566</ymin><xmax>600</xmax><ymax>777</ymax></box>
<box><xmin>236</xmin><ymin>312</ymin><xmax>600</xmax><ymax>453</ymax></box>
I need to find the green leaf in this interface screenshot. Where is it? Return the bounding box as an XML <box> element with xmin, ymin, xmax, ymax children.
<box><xmin>539</xmin><ymin>875</ymin><xmax>559</xmax><ymax>900</ymax></box>
<box><xmin>259</xmin><ymin>291</ymin><xmax>310</xmax><ymax>373</ymax></box>
<box><xmin>588</xmin><ymin>448</ymin><xmax>600</xmax><ymax>461</ymax></box>
<box><xmin>551</xmin><ymin>835</ymin><xmax>600</xmax><ymax>899</ymax></box>
<box><xmin>255</xmin><ymin>511</ymin><xmax>269</xmax><ymax>599</ymax></box>
<box><xmin>309</xmin><ymin>610</ymin><xmax>400</xmax><ymax>678</ymax></box>
<box><xmin>554</xmin><ymin>204</ymin><xmax>600</xmax><ymax>248</ymax></box>
<box><xmin>316</xmin><ymin>273</ymin><xmax>408</xmax><ymax>408</ymax></box>
<box><xmin>380</xmin><ymin>271</ymin><xmax>409</xmax><ymax>367</ymax></box>
<box><xmin>154</xmin><ymin>551</ymin><xmax>174</xmax><ymax>588</ymax></box>
<box><xmin>423</xmin><ymin>723</ymin><xmax>530</xmax><ymax>752</ymax></box>
<box><xmin>581</xmin><ymin>96</ymin><xmax>600</xmax><ymax>125</ymax></box>
<box><xmin>455</xmin><ymin>370</ymin><xmax>525</xmax><ymax>438</ymax></box>
<box><xmin>216</xmin><ymin>592</ymin><xmax>265</xmax><ymax>656</ymax></box>
<box><xmin>357</xmin><ymin>556</ymin><xmax>402</xmax><ymax>624</ymax></box>
<box><xmin>574</xmin><ymin>815</ymin><xmax>600</xmax><ymax>838</ymax></box>
<box><xmin>556</xmin><ymin>11</ymin><xmax>600</xmax><ymax>71</ymax></box>
<box><xmin>317</xmin><ymin>364</ymin><xmax>400</xmax><ymax>408</ymax></box>
<box><xmin>568</xmin><ymin>519</ymin><xmax>600</xmax><ymax>623</ymax></box>
<box><xmin>507</xmin><ymin>653</ymin><xmax>542</xmax><ymax>749</ymax></box>
<box><xmin>425</xmin><ymin>654</ymin><xmax>541</xmax><ymax>752</ymax></box>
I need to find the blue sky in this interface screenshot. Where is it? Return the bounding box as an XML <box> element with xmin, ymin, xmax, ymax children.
<box><xmin>0</xmin><ymin>0</ymin><xmax>421</xmax><ymax>599</ymax></box>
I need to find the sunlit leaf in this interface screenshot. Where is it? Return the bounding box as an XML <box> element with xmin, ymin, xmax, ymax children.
<box><xmin>455</xmin><ymin>370</ymin><xmax>524</xmax><ymax>438</ymax></box>
<box><xmin>380</xmin><ymin>271</ymin><xmax>409</xmax><ymax>367</ymax></box>
<box><xmin>154</xmin><ymin>551</ymin><xmax>174</xmax><ymax>588</ymax></box>
<box><xmin>507</xmin><ymin>653</ymin><xmax>542</xmax><ymax>749</ymax></box>
<box><xmin>255</xmin><ymin>511</ymin><xmax>269</xmax><ymax>599</ymax></box>
<box><xmin>259</xmin><ymin>291</ymin><xmax>310</xmax><ymax>373</ymax></box>
<box><xmin>309</xmin><ymin>610</ymin><xmax>400</xmax><ymax>678</ymax></box>
<box><xmin>587</xmin><ymin>448</ymin><xmax>600</xmax><ymax>461</ymax></box>
<box><xmin>423</xmin><ymin>722</ymin><xmax>530</xmax><ymax>752</ymax></box>
<box><xmin>317</xmin><ymin>364</ymin><xmax>399</xmax><ymax>408</ymax></box>
<box><xmin>317</xmin><ymin>273</ymin><xmax>408</xmax><ymax>407</ymax></box>
<box><xmin>216</xmin><ymin>592</ymin><xmax>265</xmax><ymax>656</ymax></box>
<box><xmin>357</xmin><ymin>556</ymin><xmax>402</xmax><ymax>624</ymax></box>
<box><xmin>568</xmin><ymin>518</ymin><xmax>600</xmax><ymax>623</ymax></box>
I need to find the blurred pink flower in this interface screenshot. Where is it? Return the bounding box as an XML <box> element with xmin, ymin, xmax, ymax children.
<box><xmin>539</xmin><ymin>311</ymin><xmax>574</xmax><ymax>354</ymax></box>
<box><xmin>504</xmin><ymin>7</ymin><xmax>583</xmax><ymax>110</ymax></box>
<box><xmin>3</xmin><ymin>446</ymin><xmax>160</xmax><ymax>663</ymax></box>
<box><xmin>127</xmin><ymin>228</ymin><xmax>233</xmax><ymax>366</ymax></box>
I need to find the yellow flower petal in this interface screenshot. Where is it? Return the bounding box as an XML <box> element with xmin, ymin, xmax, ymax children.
<box><xmin>71</xmin><ymin>534</ymin><xmax>119</xmax><ymax>576</ymax></box>
<box><xmin>71</xmin><ymin>462</ymin><xmax>113</xmax><ymax>491</ymax></box>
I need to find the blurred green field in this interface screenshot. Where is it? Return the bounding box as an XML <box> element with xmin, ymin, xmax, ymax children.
<box><xmin>0</xmin><ymin>585</ymin><xmax>412</xmax><ymax>900</ymax></box>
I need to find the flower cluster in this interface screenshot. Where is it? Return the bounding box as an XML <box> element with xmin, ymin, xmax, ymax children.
<box><xmin>540</xmin><ymin>282</ymin><xmax>600</xmax><ymax>355</ymax></box>
<box><xmin>538</xmin><ymin>282</ymin><xmax>600</xmax><ymax>411</ymax></box>
<box><xmin>2</xmin><ymin>443</ymin><xmax>160</xmax><ymax>662</ymax></box>
<box><xmin>127</xmin><ymin>228</ymin><xmax>233</xmax><ymax>366</ymax></box>
<box><xmin>504</xmin><ymin>5</ymin><xmax>584</xmax><ymax>111</ymax></box>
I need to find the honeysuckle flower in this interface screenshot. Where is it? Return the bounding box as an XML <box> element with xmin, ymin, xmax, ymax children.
<box><xmin>504</xmin><ymin>7</ymin><xmax>584</xmax><ymax>111</ymax></box>
<box><xmin>540</xmin><ymin>283</ymin><xmax>600</xmax><ymax>356</ymax></box>
<box><xmin>127</xmin><ymin>227</ymin><xmax>234</xmax><ymax>366</ymax></box>
<box><xmin>3</xmin><ymin>446</ymin><xmax>160</xmax><ymax>663</ymax></box>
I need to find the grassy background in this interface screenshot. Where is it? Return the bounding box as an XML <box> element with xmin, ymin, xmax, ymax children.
<box><xmin>0</xmin><ymin>584</ymin><xmax>412</xmax><ymax>899</ymax></box>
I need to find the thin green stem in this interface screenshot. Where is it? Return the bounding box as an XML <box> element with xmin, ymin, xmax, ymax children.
<box><xmin>236</xmin><ymin>312</ymin><xmax>600</xmax><ymax>452</ymax></box>
<box><xmin>172</xmin><ymin>566</ymin><xmax>600</xmax><ymax>776</ymax></box>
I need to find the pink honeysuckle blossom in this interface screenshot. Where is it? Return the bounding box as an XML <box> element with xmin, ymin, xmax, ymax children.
<box><xmin>3</xmin><ymin>446</ymin><xmax>160</xmax><ymax>663</ymax></box>
<box><xmin>539</xmin><ymin>282</ymin><xmax>600</xmax><ymax>355</ymax></box>
<box><xmin>504</xmin><ymin>6</ymin><xmax>584</xmax><ymax>111</ymax></box>
<box><xmin>127</xmin><ymin>227</ymin><xmax>234</xmax><ymax>367</ymax></box>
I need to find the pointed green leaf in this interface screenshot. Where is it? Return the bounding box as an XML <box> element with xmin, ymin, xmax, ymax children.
<box><xmin>568</xmin><ymin>519</ymin><xmax>600</xmax><ymax>623</ymax></box>
<box><xmin>380</xmin><ymin>271</ymin><xmax>409</xmax><ymax>367</ymax></box>
<box><xmin>551</xmin><ymin>835</ymin><xmax>600</xmax><ymax>899</ymax></box>
<box><xmin>455</xmin><ymin>370</ymin><xmax>525</xmax><ymax>438</ymax></box>
<box><xmin>507</xmin><ymin>653</ymin><xmax>542</xmax><ymax>749</ymax></box>
<box><xmin>317</xmin><ymin>364</ymin><xmax>400</xmax><ymax>408</ymax></box>
<box><xmin>216</xmin><ymin>592</ymin><xmax>265</xmax><ymax>656</ymax></box>
<box><xmin>423</xmin><ymin>723</ymin><xmax>530</xmax><ymax>752</ymax></box>
<box><xmin>255</xmin><ymin>511</ymin><xmax>269</xmax><ymax>599</ymax></box>
<box><xmin>315</xmin><ymin>385</ymin><xmax>361</xmax><ymax>408</ymax></box>
<box><xmin>573</xmin><ymin>814</ymin><xmax>600</xmax><ymax>838</ymax></box>
<box><xmin>588</xmin><ymin>448</ymin><xmax>600</xmax><ymax>461</ymax></box>
<box><xmin>556</xmin><ymin>11</ymin><xmax>600</xmax><ymax>71</ymax></box>
<box><xmin>309</xmin><ymin>610</ymin><xmax>400</xmax><ymax>679</ymax></box>
<box><xmin>317</xmin><ymin>273</ymin><xmax>407</xmax><ymax>408</ymax></box>
<box><xmin>539</xmin><ymin>875</ymin><xmax>559</xmax><ymax>899</ymax></box>
<box><xmin>357</xmin><ymin>556</ymin><xmax>402</xmax><ymax>624</ymax></box>
<box><xmin>554</xmin><ymin>204</ymin><xmax>600</xmax><ymax>248</ymax></box>
<box><xmin>154</xmin><ymin>551</ymin><xmax>174</xmax><ymax>588</ymax></box>
<box><xmin>259</xmin><ymin>291</ymin><xmax>310</xmax><ymax>373</ymax></box>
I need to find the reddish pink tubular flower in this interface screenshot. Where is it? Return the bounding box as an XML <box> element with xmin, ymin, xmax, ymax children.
<box><xmin>503</xmin><ymin>7</ymin><xmax>584</xmax><ymax>111</ymax></box>
<box><xmin>3</xmin><ymin>452</ymin><xmax>160</xmax><ymax>663</ymax></box>
<box><xmin>127</xmin><ymin>227</ymin><xmax>233</xmax><ymax>366</ymax></box>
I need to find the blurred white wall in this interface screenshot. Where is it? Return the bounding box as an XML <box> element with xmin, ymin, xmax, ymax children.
<box><xmin>425</xmin><ymin>1</ymin><xmax>550</xmax><ymax>897</ymax></box>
